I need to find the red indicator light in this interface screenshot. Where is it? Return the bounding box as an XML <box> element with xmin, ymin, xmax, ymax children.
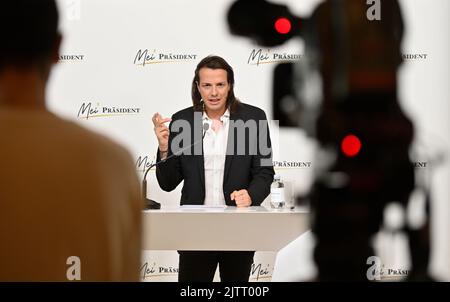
<box><xmin>275</xmin><ymin>17</ymin><xmax>291</xmax><ymax>34</ymax></box>
<box><xmin>341</xmin><ymin>134</ymin><xmax>362</xmax><ymax>157</ymax></box>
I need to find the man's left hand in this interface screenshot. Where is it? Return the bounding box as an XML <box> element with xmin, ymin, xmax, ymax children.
<box><xmin>230</xmin><ymin>189</ymin><xmax>252</xmax><ymax>207</ymax></box>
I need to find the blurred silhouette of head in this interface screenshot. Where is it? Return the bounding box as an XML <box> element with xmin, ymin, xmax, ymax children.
<box><xmin>0</xmin><ymin>0</ymin><xmax>60</xmax><ymax>75</ymax></box>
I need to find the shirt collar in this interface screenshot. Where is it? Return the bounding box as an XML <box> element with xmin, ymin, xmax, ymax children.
<box><xmin>202</xmin><ymin>108</ymin><xmax>230</xmax><ymax>123</ymax></box>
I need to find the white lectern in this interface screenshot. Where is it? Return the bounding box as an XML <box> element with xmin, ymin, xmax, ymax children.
<box><xmin>142</xmin><ymin>205</ymin><xmax>309</xmax><ymax>251</ymax></box>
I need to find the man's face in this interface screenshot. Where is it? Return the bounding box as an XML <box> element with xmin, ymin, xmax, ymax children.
<box><xmin>197</xmin><ymin>68</ymin><xmax>230</xmax><ymax>115</ymax></box>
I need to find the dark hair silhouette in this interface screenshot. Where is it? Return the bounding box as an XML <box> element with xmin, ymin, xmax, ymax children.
<box><xmin>0</xmin><ymin>0</ymin><xmax>59</xmax><ymax>70</ymax></box>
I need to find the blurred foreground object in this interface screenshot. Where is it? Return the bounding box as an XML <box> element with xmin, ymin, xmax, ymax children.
<box><xmin>228</xmin><ymin>0</ymin><xmax>433</xmax><ymax>281</ymax></box>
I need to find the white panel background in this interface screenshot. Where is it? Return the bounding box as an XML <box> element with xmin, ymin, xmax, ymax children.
<box><xmin>48</xmin><ymin>0</ymin><xmax>449</xmax><ymax>281</ymax></box>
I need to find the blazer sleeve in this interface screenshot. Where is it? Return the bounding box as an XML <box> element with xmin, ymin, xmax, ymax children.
<box><xmin>246</xmin><ymin>110</ymin><xmax>275</xmax><ymax>206</ymax></box>
<box><xmin>155</xmin><ymin>118</ymin><xmax>184</xmax><ymax>191</ymax></box>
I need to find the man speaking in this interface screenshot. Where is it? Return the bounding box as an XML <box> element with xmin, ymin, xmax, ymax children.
<box><xmin>152</xmin><ymin>55</ymin><xmax>275</xmax><ymax>282</ymax></box>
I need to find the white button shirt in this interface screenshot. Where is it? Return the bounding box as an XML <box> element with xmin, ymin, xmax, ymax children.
<box><xmin>202</xmin><ymin>109</ymin><xmax>230</xmax><ymax>206</ymax></box>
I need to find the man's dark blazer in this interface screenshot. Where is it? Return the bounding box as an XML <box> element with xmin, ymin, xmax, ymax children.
<box><xmin>156</xmin><ymin>102</ymin><xmax>275</xmax><ymax>206</ymax></box>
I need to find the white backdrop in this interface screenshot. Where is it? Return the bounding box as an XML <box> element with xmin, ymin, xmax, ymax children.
<box><xmin>48</xmin><ymin>0</ymin><xmax>450</xmax><ymax>281</ymax></box>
